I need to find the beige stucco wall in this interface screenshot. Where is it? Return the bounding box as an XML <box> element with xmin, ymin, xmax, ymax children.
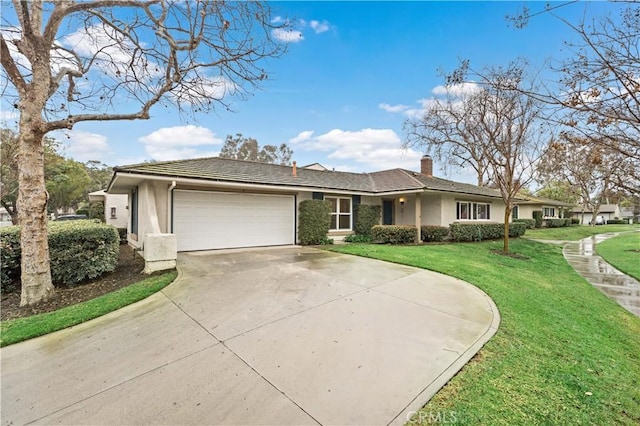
<box><xmin>440</xmin><ymin>193</ymin><xmax>507</xmax><ymax>225</ymax></box>
<box><xmin>128</xmin><ymin>181</ymin><xmax>171</xmax><ymax>249</ymax></box>
<box><xmin>421</xmin><ymin>194</ymin><xmax>442</xmax><ymax>226</ymax></box>
<box><xmin>104</xmin><ymin>194</ymin><xmax>128</xmax><ymax>229</ymax></box>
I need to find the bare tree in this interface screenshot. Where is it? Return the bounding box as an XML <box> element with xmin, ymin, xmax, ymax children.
<box><xmin>409</xmin><ymin>59</ymin><xmax>550</xmax><ymax>252</ymax></box>
<box><xmin>538</xmin><ymin>133</ymin><xmax>628</xmax><ymax>226</ymax></box>
<box><xmin>1</xmin><ymin>1</ymin><xmax>288</xmax><ymax>306</ymax></box>
<box><xmin>404</xmin><ymin>83</ymin><xmax>490</xmax><ymax>186</ymax></box>
<box><xmin>510</xmin><ymin>3</ymin><xmax>640</xmax><ymax>194</ymax></box>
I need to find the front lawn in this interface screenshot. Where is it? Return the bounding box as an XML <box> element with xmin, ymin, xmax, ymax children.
<box><xmin>328</xmin><ymin>240</ymin><xmax>640</xmax><ymax>425</ymax></box>
<box><xmin>524</xmin><ymin>224</ymin><xmax>638</xmax><ymax>241</ymax></box>
<box><xmin>0</xmin><ymin>271</ymin><xmax>177</xmax><ymax>347</ymax></box>
<box><xmin>596</xmin><ymin>232</ymin><xmax>640</xmax><ymax>281</ymax></box>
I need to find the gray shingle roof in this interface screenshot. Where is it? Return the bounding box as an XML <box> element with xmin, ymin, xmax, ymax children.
<box><xmin>112</xmin><ymin>156</ymin><xmax>509</xmax><ymax>198</ymax></box>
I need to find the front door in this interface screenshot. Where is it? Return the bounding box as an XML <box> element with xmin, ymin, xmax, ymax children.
<box><xmin>382</xmin><ymin>200</ymin><xmax>393</xmax><ymax>225</ymax></box>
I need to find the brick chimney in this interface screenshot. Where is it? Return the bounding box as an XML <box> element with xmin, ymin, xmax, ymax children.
<box><xmin>420</xmin><ymin>155</ymin><xmax>433</xmax><ymax>177</ymax></box>
<box><xmin>292</xmin><ymin>161</ymin><xmax>297</xmax><ymax>177</ymax></box>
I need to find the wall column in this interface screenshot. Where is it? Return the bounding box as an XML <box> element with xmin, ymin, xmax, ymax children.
<box><xmin>415</xmin><ymin>192</ymin><xmax>422</xmax><ymax>243</ymax></box>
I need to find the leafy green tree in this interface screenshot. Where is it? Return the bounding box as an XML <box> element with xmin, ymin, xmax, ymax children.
<box><xmin>84</xmin><ymin>160</ymin><xmax>113</xmax><ymax>194</ymax></box>
<box><xmin>220</xmin><ymin>133</ymin><xmax>293</xmax><ymax>165</ymax></box>
<box><xmin>46</xmin><ymin>159</ymin><xmax>92</xmax><ymax>214</ymax></box>
<box><xmin>1</xmin><ymin>128</ymin><xmax>62</xmax><ymax>224</ymax></box>
<box><xmin>535</xmin><ymin>180</ymin><xmax>578</xmax><ymax>204</ymax></box>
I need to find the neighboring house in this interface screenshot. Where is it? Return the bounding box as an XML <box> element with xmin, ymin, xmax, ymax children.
<box><xmin>620</xmin><ymin>206</ymin><xmax>638</xmax><ymax>223</ymax></box>
<box><xmin>107</xmin><ymin>155</ymin><xmax>569</xmax><ymax>253</ymax></box>
<box><xmin>88</xmin><ymin>190</ymin><xmax>128</xmax><ymax>229</ymax></box>
<box><xmin>571</xmin><ymin>204</ymin><xmax>622</xmax><ymax>225</ymax></box>
<box><xmin>0</xmin><ymin>207</ymin><xmax>12</xmax><ymax>228</ymax></box>
<box><xmin>512</xmin><ymin>195</ymin><xmax>574</xmax><ymax>221</ymax></box>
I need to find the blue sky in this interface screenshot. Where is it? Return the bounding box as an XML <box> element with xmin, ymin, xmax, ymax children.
<box><xmin>1</xmin><ymin>1</ymin><xmax>624</xmax><ymax>183</ymax></box>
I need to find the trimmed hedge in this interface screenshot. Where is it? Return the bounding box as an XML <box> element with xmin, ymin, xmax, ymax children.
<box><xmin>450</xmin><ymin>222</ymin><xmax>526</xmax><ymax>242</ymax></box>
<box><xmin>371</xmin><ymin>225</ymin><xmax>417</xmax><ymax>244</ymax></box>
<box><xmin>1</xmin><ymin>220</ymin><xmax>120</xmax><ymax>290</ymax></box>
<box><xmin>571</xmin><ymin>218</ymin><xmax>580</xmax><ymax>225</ymax></box>
<box><xmin>509</xmin><ymin>222</ymin><xmax>527</xmax><ymax>237</ymax></box>
<box><xmin>532</xmin><ymin>211</ymin><xmax>543</xmax><ymax>228</ymax></box>
<box><xmin>344</xmin><ymin>234</ymin><xmax>371</xmax><ymax>243</ymax></box>
<box><xmin>354</xmin><ymin>204</ymin><xmax>381</xmax><ymax>237</ymax></box>
<box><xmin>513</xmin><ymin>218</ymin><xmax>536</xmax><ymax>229</ymax></box>
<box><xmin>543</xmin><ymin>218</ymin><xmax>572</xmax><ymax>228</ymax></box>
<box><xmin>421</xmin><ymin>225</ymin><xmax>449</xmax><ymax>242</ymax></box>
<box><xmin>606</xmin><ymin>219</ymin><xmax>628</xmax><ymax>225</ymax></box>
<box><xmin>298</xmin><ymin>199</ymin><xmax>332</xmax><ymax>245</ymax></box>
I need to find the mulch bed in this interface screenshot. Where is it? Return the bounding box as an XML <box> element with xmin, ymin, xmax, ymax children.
<box><xmin>1</xmin><ymin>245</ymin><xmax>153</xmax><ymax>321</ymax></box>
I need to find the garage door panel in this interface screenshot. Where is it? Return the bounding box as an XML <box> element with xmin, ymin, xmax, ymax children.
<box><xmin>173</xmin><ymin>190</ymin><xmax>295</xmax><ymax>251</ymax></box>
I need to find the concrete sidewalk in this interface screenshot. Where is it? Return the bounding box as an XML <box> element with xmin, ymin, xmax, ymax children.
<box><xmin>1</xmin><ymin>247</ymin><xmax>499</xmax><ymax>425</ymax></box>
<box><xmin>563</xmin><ymin>232</ymin><xmax>640</xmax><ymax>317</ymax></box>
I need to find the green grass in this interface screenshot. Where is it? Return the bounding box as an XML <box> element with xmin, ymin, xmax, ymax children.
<box><xmin>1</xmin><ymin>271</ymin><xmax>177</xmax><ymax>347</ymax></box>
<box><xmin>327</xmin><ymin>240</ymin><xmax>640</xmax><ymax>425</ymax></box>
<box><xmin>596</xmin><ymin>232</ymin><xmax>640</xmax><ymax>281</ymax></box>
<box><xmin>525</xmin><ymin>224</ymin><xmax>638</xmax><ymax>241</ymax></box>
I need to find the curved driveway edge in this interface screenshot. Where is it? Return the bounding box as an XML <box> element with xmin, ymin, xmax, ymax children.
<box><xmin>1</xmin><ymin>247</ymin><xmax>499</xmax><ymax>426</ymax></box>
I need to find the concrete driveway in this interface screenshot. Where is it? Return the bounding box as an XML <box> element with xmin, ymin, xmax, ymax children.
<box><xmin>1</xmin><ymin>247</ymin><xmax>499</xmax><ymax>425</ymax></box>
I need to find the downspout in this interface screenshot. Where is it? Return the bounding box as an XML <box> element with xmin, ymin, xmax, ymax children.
<box><xmin>167</xmin><ymin>181</ymin><xmax>176</xmax><ymax>233</ymax></box>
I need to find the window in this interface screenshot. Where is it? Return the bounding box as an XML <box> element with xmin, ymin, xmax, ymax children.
<box><xmin>131</xmin><ymin>188</ymin><xmax>138</xmax><ymax>235</ymax></box>
<box><xmin>511</xmin><ymin>205</ymin><xmax>519</xmax><ymax>220</ymax></box>
<box><xmin>456</xmin><ymin>201</ymin><xmax>491</xmax><ymax>221</ymax></box>
<box><xmin>327</xmin><ymin>197</ymin><xmax>352</xmax><ymax>231</ymax></box>
<box><xmin>543</xmin><ymin>207</ymin><xmax>555</xmax><ymax>218</ymax></box>
<box><xmin>110</xmin><ymin>207</ymin><xmax>117</xmax><ymax>219</ymax></box>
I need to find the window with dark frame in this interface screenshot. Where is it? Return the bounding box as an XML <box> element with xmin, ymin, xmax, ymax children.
<box><xmin>456</xmin><ymin>201</ymin><xmax>491</xmax><ymax>221</ymax></box>
<box><xmin>326</xmin><ymin>196</ymin><xmax>352</xmax><ymax>231</ymax></box>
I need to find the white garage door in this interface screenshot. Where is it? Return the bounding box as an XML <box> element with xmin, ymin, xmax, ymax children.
<box><xmin>173</xmin><ymin>190</ymin><xmax>295</xmax><ymax>251</ymax></box>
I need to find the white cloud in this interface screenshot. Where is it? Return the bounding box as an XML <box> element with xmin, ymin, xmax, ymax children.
<box><xmin>62</xmin><ymin>24</ymin><xmax>160</xmax><ymax>80</ymax></box>
<box><xmin>292</xmin><ymin>128</ymin><xmax>422</xmax><ymax>171</ymax></box>
<box><xmin>64</xmin><ymin>130</ymin><xmax>111</xmax><ymax>162</ymax></box>
<box><xmin>272</xmin><ymin>28</ymin><xmax>304</xmax><ymax>43</ymax></box>
<box><xmin>271</xmin><ymin>16</ymin><xmax>285</xmax><ymax>24</ymax></box>
<box><xmin>379</xmin><ymin>103</ymin><xmax>409</xmax><ymax>113</ymax></box>
<box><xmin>171</xmin><ymin>75</ymin><xmax>236</xmax><ymax>103</ymax></box>
<box><xmin>310</xmin><ymin>20</ymin><xmax>330</xmax><ymax>34</ymax></box>
<box><xmin>432</xmin><ymin>82</ymin><xmax>481</xmax><ymax>97</ymax></box>
<box><xmin>289</xmin><ymin>130</ymin><xmax>314</xmax><ymax>144</ymax></box>
<box><xmin>138</xmin><ymin>125</ymin><xmax>222</xmax><ymax>161</ymax></box>
<box><xmin>0</xmin><ymin>110</ymin><xmax>19</xmax><ymax>126</ymax></box>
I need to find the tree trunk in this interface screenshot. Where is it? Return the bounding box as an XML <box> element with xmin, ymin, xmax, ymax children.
<box><xmin>18</xmin><ymin>118</ymin><xmax>54</xmax><ymax>306</ymax></box>
<box><xmin>503</xmin><ymin>207</ymin><xmax>511</xmax><ymax>253</ymax></box>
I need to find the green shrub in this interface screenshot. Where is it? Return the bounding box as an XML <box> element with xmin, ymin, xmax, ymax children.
<box><xmin>544</xmin><ymin>218</ymin><xmax>570</xmax><ymax>228</ymax></box>
<box><xmin>1</xmin><ymin>221</ymin><xmax>120</xmax><ymax>290</ymax></box>
<box><xmin>298</xmin><ymin>199</ymin><xmax>332</xmax><ymax>245</ymax></box>
<box><xmin>344</xmin><ymin>234</ymin><xmax>371</xmax><ymax>243</ymax></box>
<box><xmin>354</xmin><ymin>204</ymin><xmax>381</xmax><ymax>237</ymax></box>
<box><xmin>513</xmin><ymin>218</ymin><xmax>536</xmax><ymax>229</ymax></box>
<box><xmin>0</xmin><ymin>225</ymin><xmax>21</xmax><ymax>292</ymax></box>
<box><xmin>571</xmin><ymin>218</ymin><xmax>580</xmax><ymax>225</ymax></box>
<box><xmin>421</xmin><ymin>225</ymin><xmax>449</xmax><ymax>242</ymax></box>
<box><xmin>509</xmin><ymin>222</ymin><xmax>527</xmax><ymax>238</ymax></box>
<box><xmin>532</xmin><ymin>211</ymin><xmax>543</xmax><ymax>228</ymax></box>
<box><xmin>450</xmin><ymin>222</ymin><xmax>526</xmax><ymax>242</ymax></box>
<box><xmin>606</xmin><ymin>219</ymin><xmax>627</xmax><ymax>225</ymax></box>
<box><xmin>371</xmin><ymin>225</ymin><xmax>417</xmax><ymax>244</ymax></box>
